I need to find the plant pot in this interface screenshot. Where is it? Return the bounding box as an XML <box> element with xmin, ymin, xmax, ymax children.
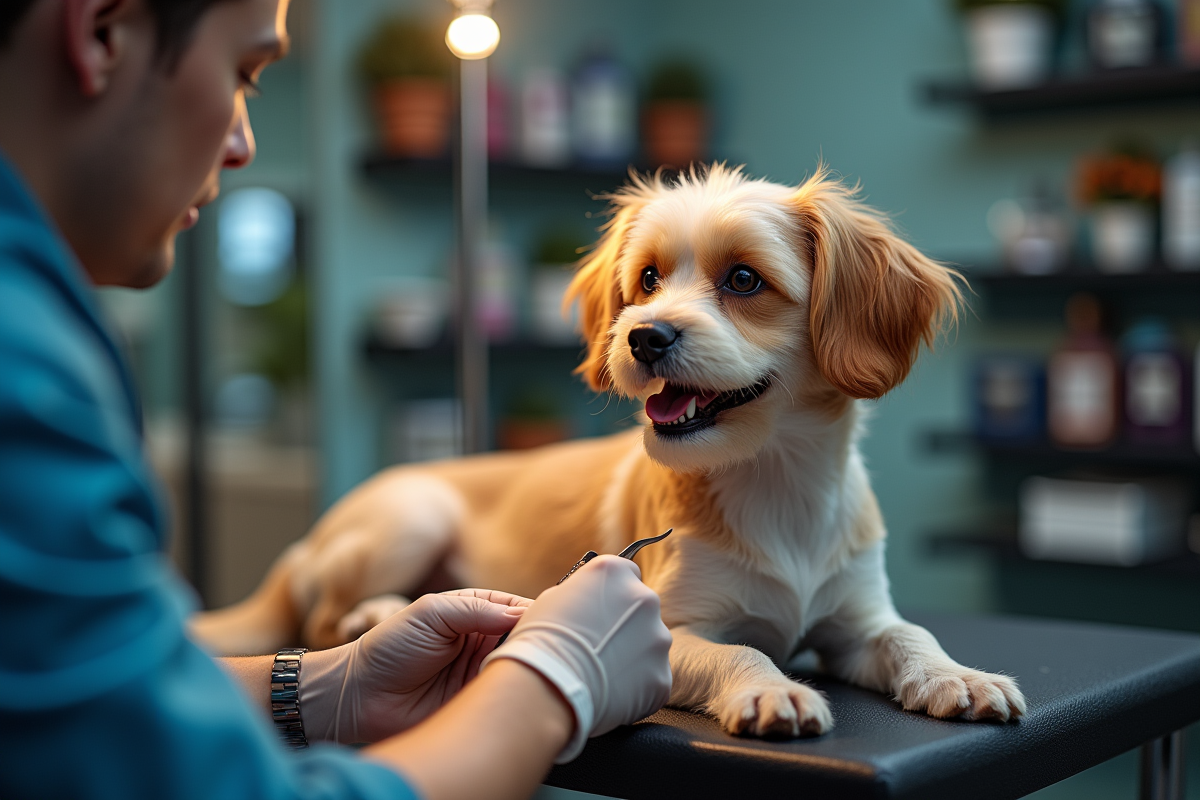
<box><xmin>642</xmin><ymin>101</ymin><xmax>709</xmax><ymax>168</ymax></box>
<box><xmin>965</xmin><ymin>4</ymin><xmax>1055</xmax><ymax>89</ymax></box>
<box><xmin>373</xmin><ymin>78</ymin><xmax>451</xmax><ymax>158</ymax></box>
<box><xmin>1089</xmin><ymin>201</ymin><xmax>1156</xmax><ymax>273</ymax></box>
<box><xmin>497</xmin><ymin>419</ymin><xmax>570</xmax><ymax>451</ymax></box>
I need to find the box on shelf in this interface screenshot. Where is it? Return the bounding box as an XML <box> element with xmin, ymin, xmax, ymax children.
<box><xmin>1019</xmin><ymin>476</ymin><xmax>1189</xmax><ymax>566</ymax></box>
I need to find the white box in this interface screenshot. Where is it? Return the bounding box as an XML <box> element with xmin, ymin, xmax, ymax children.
<box><xmin>1019</xmin><ymin>476</ymin><xmax>1188</xmax><ymax>566</ymax></box>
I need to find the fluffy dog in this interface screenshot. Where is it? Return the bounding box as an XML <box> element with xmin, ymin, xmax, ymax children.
<box><xmin>192</xmin><ymin>165</ymin><xmax>1025</xmax><ymax>737</ymax></box>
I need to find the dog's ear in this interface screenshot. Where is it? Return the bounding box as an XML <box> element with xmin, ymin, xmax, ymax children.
<box><xmin>791</xmin><ymin>171</ymin><xmax>963</xmax><ymax>399</ymax></box>
<box><xmin>564</xmin><ymin>199</ymin><xmax>644</xmax><ymax>392</ymax></box>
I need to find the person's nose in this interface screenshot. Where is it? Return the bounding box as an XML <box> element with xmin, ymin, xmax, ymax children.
<box><xmin>224</xmin><ymin>95</ymin><xmax>256</xmax><ymax>170</ymax></box>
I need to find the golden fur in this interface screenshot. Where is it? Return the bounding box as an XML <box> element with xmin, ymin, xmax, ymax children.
<box><xmin>191</xmin><ymin>165</ymin><xmax>1023</xmax><ymax>737</ymax></box>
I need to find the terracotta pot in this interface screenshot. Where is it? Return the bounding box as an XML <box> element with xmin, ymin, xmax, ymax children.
<box><xmin>497</xmin><ymin>419</ymin><xmax>569</xmax><ymax>451</ymax></box>
<box><xmin>373</xmin><ymin>78</ymin><xmax>451</xmax><ymax>158</ymax></box>
<box><xmin>642</xmin><ymin>101</ymin><xmax>708</xmax><ymax>168</ymax></box>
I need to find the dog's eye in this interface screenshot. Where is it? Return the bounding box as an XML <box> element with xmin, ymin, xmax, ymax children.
<box><xmin>641</xmin><ymin>266</ymin><xmax>660</xmax><ymax>294</ymax></box>
<box><xmin>725</xmin><ymin>266</ymin><xmax>762</xmax><ymax>294</ymax></box>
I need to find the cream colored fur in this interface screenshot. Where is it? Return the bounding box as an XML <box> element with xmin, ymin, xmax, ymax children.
<box><xmin>190</xmin><ymin>165</ymin><xmax>1025</xmax><ymax>737</ymax></box>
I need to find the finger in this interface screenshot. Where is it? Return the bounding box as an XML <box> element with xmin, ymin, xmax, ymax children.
<box><xmin>441</xmin><ymin>587</ymin><xmax>535</xmax><ymax>608</ymax></box>
<box><xmin>427</xmin><ymin>595</ymin><xmax>525</xmax><ymax>637</ymax></box>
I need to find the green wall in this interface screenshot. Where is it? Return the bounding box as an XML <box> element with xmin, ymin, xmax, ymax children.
<box><xmin>305</xmin><ymin>0</ymin><xmax>1200</xmax><ymax>622</ymax></box>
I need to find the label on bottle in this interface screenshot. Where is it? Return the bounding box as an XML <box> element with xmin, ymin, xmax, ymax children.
<box><xmin>1049</xmin><ymin>351</ymin><xmax>1115</xmax><ymax>445</ymax></box>
<box><xmin>1127</xmin><ymin>353</ymin><xmax>1180</xmax><ymax>427</ymax></box>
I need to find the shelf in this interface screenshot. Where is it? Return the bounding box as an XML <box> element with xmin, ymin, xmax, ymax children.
<box><xmin>966</xmin><ymin>265</ymin><xmax>1200</xmax><ymax>291</ymax></box>
<box><xmin>923</xmin><ymin>429</ymin><xmax>1200</xmax><ymax>470</ymax></box>
<box><xmin>363</xmin><ymin>334</ymin><xmax>584</xmax><ymax>360</ymax></box>
<box><xmin>360</xmin><ymin>153</ymin><xmax>636</xmax><ymax>191</ymax></box>
<box><xmin>927</xmin><ymin>529</ymin><xmax>1200</xmax><ymax>579</ymax></box>
<box><xmin>922</xmin><ymin>64</ymin><xmax>1200</xmax><ymax>119</ymax></box>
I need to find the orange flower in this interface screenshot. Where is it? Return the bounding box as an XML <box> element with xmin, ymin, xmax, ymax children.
<box><xmin>1076</xmin><ymin>151</ymin><xmax>1161</xmax><ymax>205</ymax></box>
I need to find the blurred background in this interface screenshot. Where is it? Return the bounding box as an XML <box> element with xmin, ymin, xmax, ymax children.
<box><xmin>100</xmin><ymin>0</ymin><xmax>1200</xmax><ymax>796</ymax></box>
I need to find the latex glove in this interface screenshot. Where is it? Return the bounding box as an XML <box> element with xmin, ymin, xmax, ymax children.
<box><xmin>480</xmin><ymin>555</ymin><xmax>673</xmax><ymax>763</ymax></box>
<box><xmin>300</xmin><ymin>588</ymin><xmax>531</xmax><ymax>744</ymax></box>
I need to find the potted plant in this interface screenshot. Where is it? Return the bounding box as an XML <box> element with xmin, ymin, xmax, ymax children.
<box><xmin>641</xmin><ymin>58</ymin><xmax>711</xmax><ymax>168</ymax></box>
<box><xmin>497</xmin><ymin>392</ymin><xmax>570</xmax><ymax>451</ymax></box>
<box><xmin>1076</xmin><ymin>146</ymin><xmax>1161</xmax><ymax>273</ymax></box>
<box><xmin>357</xmin><ymin>18</ymin><xmax>453</xmax><ymax>157</ymax></box>
<box><xmin>529</xmin><ymin>228</ymin><xmax>584</xmax><ymax>344</ymax></box>
<box><xmin>954</xmin><ymin>0</ymin><xmax>1066</xmax><ymax>88</ymax></box>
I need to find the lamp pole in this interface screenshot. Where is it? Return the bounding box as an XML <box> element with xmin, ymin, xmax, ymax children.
<box><xmin>447</xmin><ymin>1</ymin><xmax>498</xmax><ymax>455</ymax></box>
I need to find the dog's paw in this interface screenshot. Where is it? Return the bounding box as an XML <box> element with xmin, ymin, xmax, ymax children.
<box><xmin>897</xmin><ymin>668</ymin><xmax>1025</xmax><ymax>722</ymax></box>
<box><xmin>336</xmin><ymin>594</ymin><xmax>412</xmax><ymax>641</ymax></box>
<box><xmin>713</xmin><ymin>679</ymin><xmax>833</xmax><ymax>738</ymax></box>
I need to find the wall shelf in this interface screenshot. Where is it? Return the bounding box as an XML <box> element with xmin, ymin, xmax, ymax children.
<box><xmin>927</xmin><ymin>529</ymin><xmax>1200</xmax><ymax>579</ymax></box>
<box><xmin>359</xmin><ymin>153</ymin><xmax>636</xmax><ymax>192</ymax></box>
<box><xmin>363</xmin><ymin>334</ymin><xmax>583</xmax><ymax>361</ymax></box>
<box><xmin>922</xmin><ymin>64</ymin><xmax>1200</xmax><ymax>119</ymax></box>
<box><xmin>924</xmin><ymin>429</ymin><xmax>1200</xmax><ymax>470</ymax></box>
<box><xmin>967</xmin><ymin>266</ymin><xmax>1200</xmax><ymax>291</ymax></box>
<box><xmin>957</xmin><ymin>264</ymin><xmax>1200</xmax><ymax>319</ymax></box>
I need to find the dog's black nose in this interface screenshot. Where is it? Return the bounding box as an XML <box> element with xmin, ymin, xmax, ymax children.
<box><xmin>628</xmin><ymin>322</ymin><xmax>678</xmax><ymax>364</ymax></box>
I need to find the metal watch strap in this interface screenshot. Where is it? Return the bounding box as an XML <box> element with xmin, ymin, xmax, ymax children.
<box><xmin>271</xmin><ymin>648</ymin><xmax>309</xmax><ymax>749</ymax></box>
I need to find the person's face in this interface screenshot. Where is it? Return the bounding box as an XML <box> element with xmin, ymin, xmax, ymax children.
<box><xmin>78</xmin><ymin>0</ymin><xmax>289</xmax><ymax>288</ymax></box>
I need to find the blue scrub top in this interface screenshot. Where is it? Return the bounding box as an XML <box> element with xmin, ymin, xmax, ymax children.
<box><xmin>0</xmin><ymin>153</ymin><xmax>418</xmax><ymax>800</ymax></box>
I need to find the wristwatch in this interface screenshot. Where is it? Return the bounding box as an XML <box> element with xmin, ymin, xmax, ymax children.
<box><xmin>271</xmin><ymin>648</ymin><xmax>309</xmax><ymax>749</ymax></box>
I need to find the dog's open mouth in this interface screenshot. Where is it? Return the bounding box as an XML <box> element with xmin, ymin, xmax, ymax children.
<box><xmin>646</xmin><ymin>377</ymin><xmax>772</xmax><ymax>436</ymax></box>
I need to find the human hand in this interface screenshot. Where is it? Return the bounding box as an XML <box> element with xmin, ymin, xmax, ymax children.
<box><xmin>480</xmin><ymin>555</ymin><xmax>673</xmax><ymax>763</ymax></box>
<box><xmin>301</xmin><ymin>588</ymin><xmax>531</xmax><ymax>744</ymax></box>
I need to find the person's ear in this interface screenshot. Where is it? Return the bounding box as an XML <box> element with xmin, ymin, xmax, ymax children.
<box><xmin>62</xmin><ymin>0</ymin><xmax>142</xmax><ymax>97</ymax></box>
<box><xmin>564</xmin><ymin>197</ymin><xmax>646</xmax><ymax>392</ymax></box>
<box><xmin>790</xmin><ymin>168</ymin><xmax>965</xmax><ymax>399</ymax></box>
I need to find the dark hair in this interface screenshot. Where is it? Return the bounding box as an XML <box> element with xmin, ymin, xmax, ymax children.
<box><xmin>1</xmin><ymin>0</ymin><xmax>230</xmax><ymax>64</ymax></box>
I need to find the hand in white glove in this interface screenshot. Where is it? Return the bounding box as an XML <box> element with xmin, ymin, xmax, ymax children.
<box><xmin>301</xmin><ymin>588</ymin><xmax>531</xmax><ymax>744</ymax></box>
<box><xmin>480</xmin><ymin>555</ymin><xmax>673</xmax><ymax>763</ymax></box>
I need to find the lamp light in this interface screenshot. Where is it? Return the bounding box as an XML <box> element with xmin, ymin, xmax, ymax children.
<box><xmin>446</xmin><ymin>13</ymin><xmax>499</xmax><ymax>59</ymax></box>
<box><xmin>445</xmin><ymin>0</ymin><xmax>497</xmax><ymax>453</ymax></box>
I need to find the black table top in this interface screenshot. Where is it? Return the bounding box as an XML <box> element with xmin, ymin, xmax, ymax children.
<box><xmin>547</xmin><ymin>614</ymin><xmax>1200</xmax><ymax>800</ymax></box>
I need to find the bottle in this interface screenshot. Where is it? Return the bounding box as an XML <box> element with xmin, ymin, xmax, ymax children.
<box><xmin>1047</xmin><ymin>294</ymin><xmax>1120</xmax><ymax>449</ymax></box>
<box><xmin>571</xmin><ymin>50</ymin><xmax>636</xmax><ymax>168</ymax></box>
<box><xmin>1163</xmin><ymin>142</ymin><xmax>1200</xmax><ymax>270</ymax></box>
<box><xmin>1122</xmin><ymin>318</ymin><xmax>1189</xmax><ymax>448</ymax></box>
<box><xmin>1086</xmin><ymin>0</ymin><xmax>1164</xmax><ymax>69</ymax></box>
<box><xmin>520</xmin><ymin>69</ymin><xmax>571</xmax><ymax>167</ymax></box>
<box><xmin>973</xmin><ymin>354</ymin><xmax>1045</xmax><ymax>442</ymax></box>
<box><xmin>1193</xmin><ymin>343</ymin><xmax>1200</xmax><ymax>453</ymax></box>
<box><xmin>1180</xmin><ymin>0</ymin><xmax>1200</xmax><ymax>64</ymax></box>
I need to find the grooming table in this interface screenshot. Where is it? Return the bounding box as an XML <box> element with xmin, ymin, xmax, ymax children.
<box><xmin>547</xmin><ymin>614</ymin><xmax>1200</xmax><ymax>800</ymax></box>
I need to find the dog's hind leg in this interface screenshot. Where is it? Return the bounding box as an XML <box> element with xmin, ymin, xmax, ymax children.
<box><xmin>291</xmin><ymin>474</ymin><xmax>467</xmax><ymax>649</ymax></box>
<box><xmin>669</xmin><ymin>626</ymin><xmax>833</xmax><ymax>738</ymax></box>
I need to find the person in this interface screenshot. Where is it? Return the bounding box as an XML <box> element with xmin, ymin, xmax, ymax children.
<box><xmin>0</xmin><ymin>2</ymin><xmax>673</xmax><ymax>799</ymax></box>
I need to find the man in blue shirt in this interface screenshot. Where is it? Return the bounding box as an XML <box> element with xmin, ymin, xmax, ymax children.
<box><xmin>0</xmin><ymin>1</ymin><xmax>673</xmax><ymax>799</ymax></box>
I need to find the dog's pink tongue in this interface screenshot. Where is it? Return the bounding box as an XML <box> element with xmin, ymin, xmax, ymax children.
<box><xmin>646</xmin><ymin>385</ymin><xmax>694</xmax><ymax>424</ymax></box>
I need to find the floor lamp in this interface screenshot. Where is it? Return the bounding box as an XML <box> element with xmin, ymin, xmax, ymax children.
<box><xmin>446</xmin><ymin>1</ymin><xmax>499</xmax><ymax>454</ymax></box>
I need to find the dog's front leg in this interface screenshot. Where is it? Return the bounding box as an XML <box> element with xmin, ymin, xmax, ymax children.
<box><xmin>807</xmin><ymin>551</ymin><xmax>1025</xmax><ymax>722</ymax></box>
<box><xmin>669</xmin><ymin>626</ymin><xmax>833</xmax><ymax>737</ymax></box>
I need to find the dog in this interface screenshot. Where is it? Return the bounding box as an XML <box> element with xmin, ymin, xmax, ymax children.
<box><xmin>191</xmin><ymin>164</ymin><xmax>1025</xmax><ymax>737</ymax></box>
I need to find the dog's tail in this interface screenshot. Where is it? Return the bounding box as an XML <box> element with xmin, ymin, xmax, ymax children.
<box><xmin>187</xmin><ymin>548</ymin><xmax>303</xmax><ymax>656</ymax></box>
